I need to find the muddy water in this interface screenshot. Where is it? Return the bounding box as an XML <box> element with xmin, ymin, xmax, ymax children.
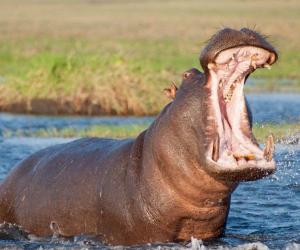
<box><xmin>0</xmin><ymin>93</ymin><xmax>300</xmax><ymax>249</ymax></box>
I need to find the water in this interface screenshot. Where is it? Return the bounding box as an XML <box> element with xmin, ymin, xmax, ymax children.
<box><xmin>0</xmin><ymin>94</ymin><xmax>299</xmax><ymax>136</ymax></box>
<box><xmin>0</xmin><ymin>93</ymin><xmax>299</xmax><ymax>249</ymax></box>
<box><xmin>0</xmin><ymin>114</ymin><xmax>152</xmax><ymax>137</ymax></box>
<box><xmin>247</xmin><ymin>94</ymin><xmax>300</xmax><ymax>124</ymax></box>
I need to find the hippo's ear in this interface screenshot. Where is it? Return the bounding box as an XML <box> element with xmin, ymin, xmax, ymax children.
<box><xmin>164</xmin><ymin>81</ymin><xmax>178</xmax><ymax>100</ymax></box>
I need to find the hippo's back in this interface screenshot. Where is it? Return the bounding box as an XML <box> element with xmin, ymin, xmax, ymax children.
<box><xmin>0</xmin><ymin>137</ymin><xmax>134</xmax><ymax>237</ymax></box>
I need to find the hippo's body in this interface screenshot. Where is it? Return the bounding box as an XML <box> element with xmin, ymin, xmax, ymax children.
<box><xmin>0</xmin><ymin>28</ymin><xmax>277</xmax><ymax>245</ymax></box>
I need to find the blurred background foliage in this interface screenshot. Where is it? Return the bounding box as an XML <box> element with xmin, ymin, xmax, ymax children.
<box><xmin>0</xmin><ymin>0</ymin><xmax>299</xmax><ymax>115</ymax></box>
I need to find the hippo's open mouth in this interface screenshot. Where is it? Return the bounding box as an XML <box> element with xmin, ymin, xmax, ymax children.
<box><xmin>206</xmin><ymin>46</ymin><xmax>276</xmax><ymax>180</ymax></box>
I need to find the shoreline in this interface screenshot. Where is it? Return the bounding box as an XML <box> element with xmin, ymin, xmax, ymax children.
<box><xmin>1</xmin><ymin>89</ymin><xmax>300</xmax><ymax>116</ymax></box>
<box><xmin>3</xmin><ymin>123</ymin><xmax>300</xmax><ymax>145</ymax></box>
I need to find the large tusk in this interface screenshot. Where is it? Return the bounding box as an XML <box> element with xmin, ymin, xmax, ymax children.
<box><xmin>212</xmin><ymin>134</ymin><xmax>220</xmax><ymax>162</ymax></box>
<box><xmin>208</xmin><ymin>63</ymin><xmax>216</xmax><ymax>70</ymax></box>
<box><xmin>263</xmin><ymin>134</ymin><xmax>275</xmax><ymax>162</ymax></box>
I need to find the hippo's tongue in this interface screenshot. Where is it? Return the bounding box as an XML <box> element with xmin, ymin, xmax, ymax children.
<box><xmin>207</xmin><ymin>46</ymin><xmax>275</xmax><ymax>168</ymax></box>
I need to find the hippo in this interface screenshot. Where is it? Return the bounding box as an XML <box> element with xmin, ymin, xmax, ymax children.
<box><xmin>0</xmin><ymin>28</ymin><xmax>277</xmax><ymax>245</ymax></box>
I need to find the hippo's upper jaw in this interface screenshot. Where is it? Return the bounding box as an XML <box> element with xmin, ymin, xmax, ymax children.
<box><xmin>201</xmin><ymin>29</ymin><xmax>278</xmax><ymax>181</ymax></box>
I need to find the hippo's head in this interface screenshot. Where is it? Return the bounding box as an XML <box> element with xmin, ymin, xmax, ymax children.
<box><xmin>166</xmin><ymin>28</ymin><xmax>277</xmax><ymax>182</ymax></box>
<box><xmin>200</xmin><ymin>28</ymin><xmax>278</xmax><ymax>181</ymax></box>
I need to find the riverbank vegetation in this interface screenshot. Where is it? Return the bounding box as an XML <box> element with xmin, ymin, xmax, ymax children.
<box><xmin>0</xmin><ymin>0</ymin><xmax>299</xmax><ymax>115</ymax></box>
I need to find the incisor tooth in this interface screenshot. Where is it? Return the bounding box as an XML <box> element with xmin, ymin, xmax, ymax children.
<box><xmin>264</xmin><ymin>64</ymin><xmax>272</xmax><ymax>70</ymax></box>
<box><xmin>245</xmin><ymin>154</ymin><xmax>256</xmax><ymax>161</ymax></box>
<box><xmin>251</xmin><ymin>54</ymin><xmax>258</xmax><ymax>61</ymax></box>
<box><xmin>233</xmin><ymin>153</ymin><xmax>256</xmax><ymax>161</ymax></box>
<box><xmin>208</xmin><ymin>63</ymin><xmax>216</xmax><ymax>70</ymax></box>
<box><xmin>251</xmin><ymin>61</ymin><xmax>257</xmax><ymax>69</ymax></box>
<box><xmin>263</xmin><ymin>134</ymin><xmax>275</xmax><ymax>162</ymax></box>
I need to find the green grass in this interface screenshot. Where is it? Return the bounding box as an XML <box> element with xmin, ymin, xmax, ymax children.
<box><xmin>3</xmin><ymin>123</ymin><xmax>300</xmax><ymax>144</ymax></box>
<box><xmin>0</xmin><ymin>0</ymin><xmax>299</xmax><ymax>115</ymax></box>
<box><xmin>253</xmin><ymin>123</ymin><xmax>300</xmax><ymax>143</ymax></box>
<box><xmin>3</xmin><ymin>124</ymin><xmax>149</xmax><ymax>139</ymax></box>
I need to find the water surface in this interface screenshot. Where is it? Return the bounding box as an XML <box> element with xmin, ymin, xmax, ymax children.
<box><xmin>1</xmin><ymin>94</ymin><xmax>299</xmax><ymax>135</ymax></box>
<box><xmin>0</xmin><ymin>93</ymin><xmax>299</xmax><ymax>249</ymax></box>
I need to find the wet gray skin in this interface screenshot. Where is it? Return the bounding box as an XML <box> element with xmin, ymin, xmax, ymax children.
<box><xmin>0</xmin><ymin>28</ymin><xmax>278</xmax><ymax>246</ymax></box>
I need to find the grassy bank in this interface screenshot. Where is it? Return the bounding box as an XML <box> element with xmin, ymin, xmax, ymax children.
<box><xmin>0</xmin><ymin>0</ymin><xmax>300</xmax><ymax>115</ymax></box>
<box><xmin>252</xmin><ymin>123</ymin><xmax>300</xmax><ymax>144</ymax></box>
<box><xmin>3</xmin><ymin>124</ymin><xmax>148</xmax><ymax>139</ymax></box>
<box><xmin>3</xmin><ymin>123</ymin><xmax>300</xmax><ymax>144</ymax></box>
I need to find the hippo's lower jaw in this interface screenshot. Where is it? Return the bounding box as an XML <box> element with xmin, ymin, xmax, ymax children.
<box><xmin>205</xmin><ymin>46</ymin><xmax>276</xmax><ymax>181</ymax></box>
